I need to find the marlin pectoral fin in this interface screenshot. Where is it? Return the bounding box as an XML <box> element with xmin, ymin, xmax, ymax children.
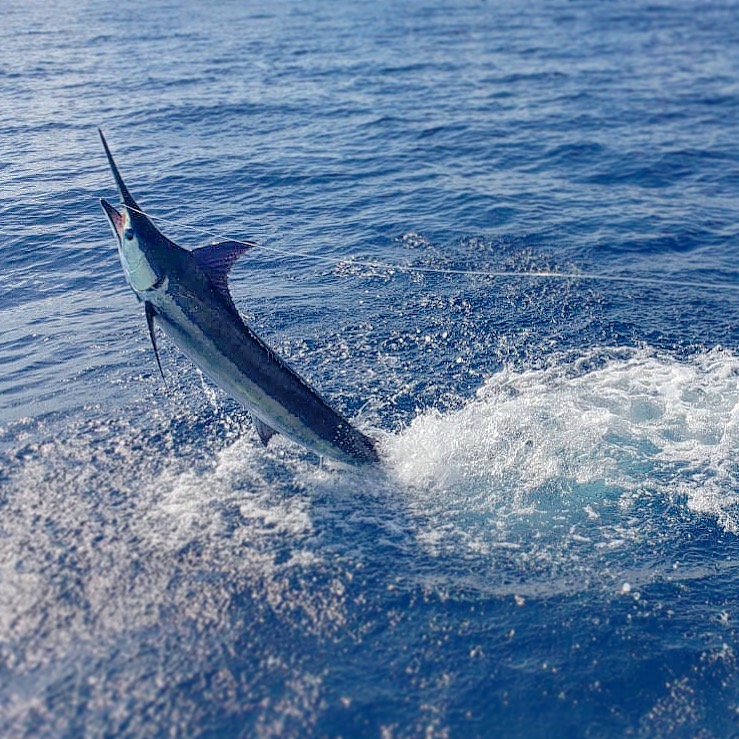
<box><xmin>192</xmin><ymin>240</ymin><xmax>258</xmax><ymax>301</ymax></box>
<box><xmin>145</xmin><ymin>302</ymin><xmax>167</xmax><ymax>386</ymax></box>
<box><xmin>253</xmin><ymin>415</ymin><xmax>278</xmax><ymax>446</ymax></box>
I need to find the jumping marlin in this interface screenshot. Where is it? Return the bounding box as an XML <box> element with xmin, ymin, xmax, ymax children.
<box><xmin>98</xmin><ymin>129</ymin><xmax>379</xmax><ymax>466</ymax></box>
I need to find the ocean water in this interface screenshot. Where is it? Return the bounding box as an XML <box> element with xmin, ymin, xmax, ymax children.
<box><xmin>3</xmin><ymin>0</ymin><xmax>739</xmax><ymax>736</ymax></box>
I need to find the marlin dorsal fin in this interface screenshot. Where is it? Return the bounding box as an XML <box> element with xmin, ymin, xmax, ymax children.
<box><xmin>192</xmin><ymin>240</ymin><xmax>257</xmax><ymax>299</ymax></box>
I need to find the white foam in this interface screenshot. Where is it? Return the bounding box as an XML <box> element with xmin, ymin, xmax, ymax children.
<box><xmin>383</xmin><ymin>347</ymin><xmax>739</xmax><ymax>552</ymax></box>
<box><xmin>140</xmin><ymin>435</ymin><xmax>314</xmax><ymax>550</ymax></box>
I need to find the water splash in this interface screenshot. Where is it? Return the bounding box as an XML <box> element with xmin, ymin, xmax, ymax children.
<box><xmin>383</xmin><ymin>346</ymin><xmax>739</xmax><ymax>560</ymax></box>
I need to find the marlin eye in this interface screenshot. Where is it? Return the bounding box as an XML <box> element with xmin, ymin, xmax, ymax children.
<box><xmin>123</xmin><ymin>228</ymin><xmax>134</xmax><ymax>241</ymax></box>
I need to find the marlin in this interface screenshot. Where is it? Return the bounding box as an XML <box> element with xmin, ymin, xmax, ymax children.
<box><xmin>98</xmin><ymin>129</ymin><xmax>379</xmax><ymax>466</ymax></box>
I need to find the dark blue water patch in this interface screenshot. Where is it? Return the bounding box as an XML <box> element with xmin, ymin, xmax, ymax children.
<box><xmin>302</xmin><ymin>566</ymin><xmax>738</xmax><ymax>738</ymax></box>
<box><xmin>583</xmin><ymin>149</ymin><xmax>720</xmax><ymax>190</ymax></box>
<box><xmin>617</xmin><ymin>230</ymin><xmax>716</xmax><ymax>255</ymax></box>
<box><xmin>542</xmin><ymin>141</ymin><xmax>609</xmax><ymax>171</ymax></box>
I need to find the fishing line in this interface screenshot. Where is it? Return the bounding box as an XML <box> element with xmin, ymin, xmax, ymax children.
<box><xmin>124</xmin><ymin>205</ymin><xmax>739</xmax><ymax>293</ymax></box>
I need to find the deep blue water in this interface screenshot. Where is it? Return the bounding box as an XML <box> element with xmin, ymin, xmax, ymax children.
<box><xmin>3</xmin><ymin>0</ymin><xmax>739</xmax><ymax>736</ymax></box>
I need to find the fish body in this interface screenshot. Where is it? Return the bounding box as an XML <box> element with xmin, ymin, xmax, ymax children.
<box><xmin>99</xmin><ymin>130</ymin><xmax>379</xmax><ymax>466</ymax></box>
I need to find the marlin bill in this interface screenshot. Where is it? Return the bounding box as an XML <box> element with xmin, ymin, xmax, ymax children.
<box><xmin>98</xmin><ymin>129</ymin><xmax>379</xmax><ymax>466</ymax></box>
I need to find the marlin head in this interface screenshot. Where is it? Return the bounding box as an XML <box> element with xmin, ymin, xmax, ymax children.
<box><xmin>99</xmin><ymin>129</ymin><xmax>166</xmax><ymax>293</ymax></box>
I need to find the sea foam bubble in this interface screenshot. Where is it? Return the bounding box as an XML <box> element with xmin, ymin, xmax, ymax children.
<box><xmin>382</xmin><ymin>347</ymin><xmax>739</xmax><ymax>555</ymax></box>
